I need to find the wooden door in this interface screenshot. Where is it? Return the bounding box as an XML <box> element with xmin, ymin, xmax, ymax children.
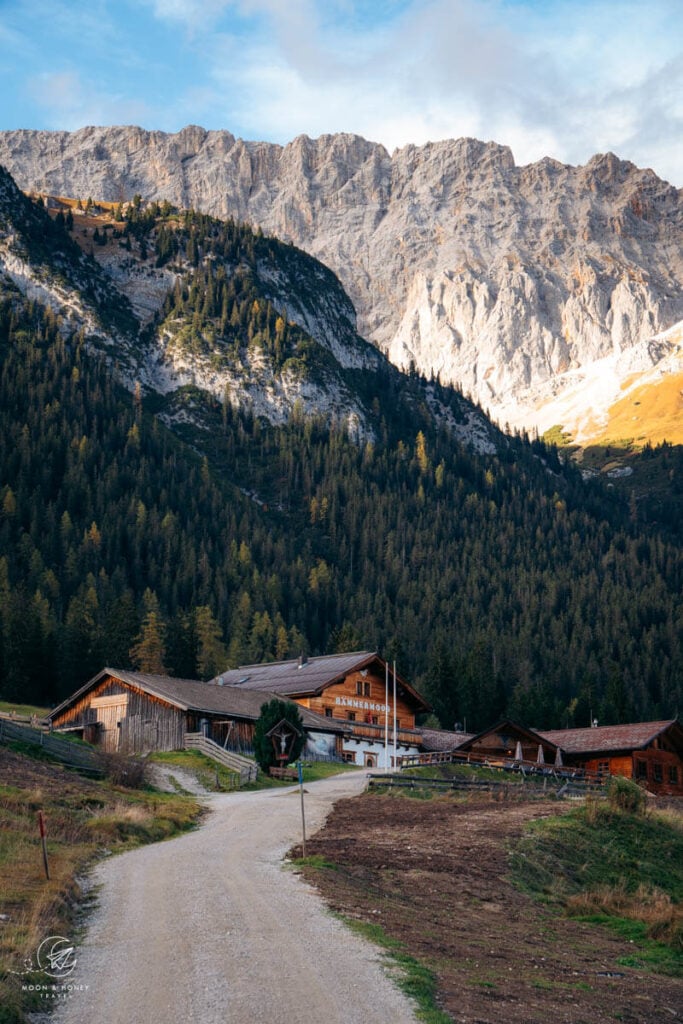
<box><xmin>90</xmin><ymin>695</ymin><xmax>129</xmax><ymax>752</ymax></box>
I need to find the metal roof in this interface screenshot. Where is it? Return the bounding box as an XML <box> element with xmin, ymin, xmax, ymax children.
<box><xmin>212</xmin><ymin>651</ymin><xmax>377</xmax><ymax>695</ymax></box>
<box><xmin>539</xmin><ymin>720</ymin><xmax>681</xmax><ymax>755</ymax></box>
<box><xmin>212</xmin><ymin>651</ymin><xmax>431</xmax><ymax>711</ymax></box>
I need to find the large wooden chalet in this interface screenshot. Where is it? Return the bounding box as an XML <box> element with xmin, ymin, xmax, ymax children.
<box><xmin>454</xmin><ymin>718</ymin><xmax>683</xmax><ymax>796</ymax></box>
<box><xmin>214</xmin><ymin>651</ymin><xmax>431</xmax><ymax>767</ymax></box>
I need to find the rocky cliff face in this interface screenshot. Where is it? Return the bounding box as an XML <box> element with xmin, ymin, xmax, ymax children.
<box><xmin>1</xmin><ymin>126</ymin><xmax>681</xmax><ymax>429</ymax></box>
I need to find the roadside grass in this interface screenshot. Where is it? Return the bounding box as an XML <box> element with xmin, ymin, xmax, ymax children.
<box><xmin>300</xmin><ymin>761</ymin><xmax>361</xmax><ymax>783</ymax></box>
<box><xmin>403</xmin><ymin>763</ymin><xmax>526</xmax><ymax>785</ymax></box>
<box><xmin>342</xmin><ymin>918</ymin><xmax>452</xmax><ymax>1024</ymax></box>
<box><xmin>150</xmin><ymin>751</ymin><xmax>360</xmax><ymax>792</ymax></box>
<box><xmin>0</xmin><ymin>750</ymin><xmax>202</xmax><ymax>1024</ymax></box>
<box><xmin>241</xmin><ymin>760</ymin><xmax>361</xmax><ymax>790</ymax></box>
<box><xmin>509</xmin><ymin>790</ymin><xmax>683</xmax><ymax>977</ymax></box>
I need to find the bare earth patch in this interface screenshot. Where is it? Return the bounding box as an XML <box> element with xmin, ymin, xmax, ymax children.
<box><xmin>297</xmin><ymin>791</ymin><xmax>682</xmax><ymax>1024</ymax></box>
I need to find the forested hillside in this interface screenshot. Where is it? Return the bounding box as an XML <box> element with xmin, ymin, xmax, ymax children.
<box><xmin>0</xmin><ymin>282</ymin><xmax>681</xmax><ymax>729</ymax></box>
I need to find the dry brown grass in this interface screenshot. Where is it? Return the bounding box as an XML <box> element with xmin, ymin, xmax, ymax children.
<box><xmin>594</xmin><ymin>370</ymin><xmax>683</xmax><ymax>449</ymax></box>
<box><xmin>0</xmin><ymin>747</ymin><xmax>202</xmax><ymax>1022</ymax></box>
<box><xmin>567</xmin><ymin>882</ymin><xmax>683</xmax><ymax>950</ymax></box>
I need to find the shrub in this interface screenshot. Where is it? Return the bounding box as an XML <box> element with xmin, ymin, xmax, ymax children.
<box><xmin>253</xmin><ymin>699</ymin><xmax>304</xmax><ymax>773</ymax></box>
<box><xmin>606</xmin><ymin>776</ymin><xmax>647</xmax><ymax>816</ymax></box>
<box><xmin>96</xmin><ymin>752</ymin><xmax>149</xmax><ymax>788</ymax></box>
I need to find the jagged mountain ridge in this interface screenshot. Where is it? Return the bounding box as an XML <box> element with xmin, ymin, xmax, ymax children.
<box><xmin>1</xmin><ymin>125</ymin><xmax>681</xmax><ymax>434</ymax></box>
<box><xmin>0</xmin><ymin>165</ymin><xmax>498</xmax><ymax>452</ymax></box>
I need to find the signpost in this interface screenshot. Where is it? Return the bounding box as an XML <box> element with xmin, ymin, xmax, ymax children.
<box><xmin>297</xmin><ymin>760</ymin><xmax>306</xmax><ymax>857</ymax></box>
<box><xmin>38</xmin><ymin>811</ymin><xmax>49</xmax><ymax>879</ymax></box>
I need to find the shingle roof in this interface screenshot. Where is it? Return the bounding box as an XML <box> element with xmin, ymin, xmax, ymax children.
<box><xmin>49</xmin><ymin>668</ymin><xmax>345</xmax><ymax>733</ymax></box>
<box><xmin>212</xmin><ymin>651</ymin><xmax>377</xmax><ymax>695</ymax></box>
<box><xmin>539</xmin><ymin>720</ymin><xmax>680</xmax><ymax>755</ymax></box>
<box><xmin>418</xmin><ymin>728</ymin><xmax>475</xmax><ymax>752</ymax></box>
<box><xmin>212</xmin><ymin>651</ymin><xmax>431</xmax><ymax>711</ymax></box>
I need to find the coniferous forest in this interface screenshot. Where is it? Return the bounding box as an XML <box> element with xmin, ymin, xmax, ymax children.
<box><xmin>0</xmin><ymin>186</ymin><xmax>681</xmax><ymax>731</ymax></box>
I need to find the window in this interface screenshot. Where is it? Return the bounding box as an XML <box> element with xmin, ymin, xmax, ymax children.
<box><xmin>669</xmin><ymin>765</ymin><xmax>679</xmax><ymax>785</ymax></box>
<box><xmin>325</xmin><ymin>708</ymin><xmax>333</xmax><ymax>718</ymax></box>
<box><xmin>364</xmin><ymin>681</ymin><xmax>371</xmax><ymax>697</ymax></box>
<box><xmin>356</xmin><ymin>681</ymin><xmax>363</xmax><ymax>695</ymax></box>
<box><xmin>347</xmin><ymin>712</ymin><xmax>356</xmax><ymax>721</ymax></box>
<box><xmin>653</xmin><ymin>763</ymin><xmax>663</xmax><ymax>783</ymax></box>
<box><xmin>636</xmin><ymin>759</ymin><xmax>648</xmax><ymax>779</ymax></box>
<box><xmin>342</xmin><ymin>750</ymin><xmax>355</xmax><ymax>763</ymax></box>
<box><xmin>597</xmin><ymin>760</ymin><xmax>609</xmax><ymax>776</ymax></box>
<box><xmin>371</xmin><ymin>715</ymin><xmax>378</xmax><ymax>725</ymax></box>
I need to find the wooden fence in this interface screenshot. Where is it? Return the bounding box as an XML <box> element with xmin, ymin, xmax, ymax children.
<box><xmin>369</xmin><ymin>772</ymin><xmax>603</xmax><ymax>797</ymax></box>
<box><xmin>184</xmin><ymin>733</ymin><xmax>258</xmax><ymax>785</ymax></box>
<box><xmin>398</xmin><ymin>748</ymin><xmax>606</xmax><ymax>785</ymax></box>
<box><xmin>0</xmin><ymin>717</ymin><xmax>102</xmax><ymax>774</ymax></box>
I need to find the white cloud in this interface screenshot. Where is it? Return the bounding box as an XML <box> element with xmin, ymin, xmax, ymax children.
<box><xmin>27</xmin><ymin>70</ymin><xmax>150</xmax><ymax>131</ymax></box>
<box><xmin>9</xmin><ymin>0</ymin><xmax>682</xmax><ymax>185</ymax></box>
<box><xmin>198</xmin><ymin>0</ymin><xmax>683</xmax><ymax>184</ymax></box>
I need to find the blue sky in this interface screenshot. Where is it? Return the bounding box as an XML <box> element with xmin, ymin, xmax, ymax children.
<box><xmin>1</xmin><ymin>0</ymin><xmax>681</xmax><ymax>185</ymax></box>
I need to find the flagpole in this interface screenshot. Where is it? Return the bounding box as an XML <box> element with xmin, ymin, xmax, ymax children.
<box><xmin>384</xmin><ymin>660</ymin><xmax>389</xmax><ymax>769</ymax></box>
<box><xmin>393</xmin><ymin>660</ymin><xmax>397</xmax><ymax>769</ymax></box>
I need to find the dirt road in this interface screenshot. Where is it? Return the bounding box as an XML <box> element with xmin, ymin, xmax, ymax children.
<box><xmin>52</xmin><ymin>772</ymin><xmax>420</xmax><ymax>1024</ymax></box>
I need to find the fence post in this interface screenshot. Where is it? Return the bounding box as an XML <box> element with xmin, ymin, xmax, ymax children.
<box><xmin>38</xmin><ymin>811</ymin><xmax>50</xmax><ymax>880</ymax></box>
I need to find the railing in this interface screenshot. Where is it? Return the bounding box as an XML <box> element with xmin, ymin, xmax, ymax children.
<box><xmin>344</xmin><ymin>720</ymin><xmax>421</xmax><ymax>747</ymax></box>
<box><xmin>367</xmin><ymin>772</ymin><xmax>599</xmax><ymax>797</ymax></box>
<box><xmin>0</xmin><ymin>710</ymin><xmax>50</xmax><ymax>728</ymax></box>
<box><xmin>397</xmin><ymin>748</ymin><xmax>607</xmax><ymax>785</ymax></box>
<box><xmin>184</xmin><ymin>732</ymin><xmax>258</xmax><ymax>785</ymax></box>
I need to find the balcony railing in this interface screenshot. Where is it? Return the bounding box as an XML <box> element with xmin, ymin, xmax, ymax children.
<box><xmin>339</xmin><ymin>718</ymin><xmax>421</xmax><ymax>747</ymax></box>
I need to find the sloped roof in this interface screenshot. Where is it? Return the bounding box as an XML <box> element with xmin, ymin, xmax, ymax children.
<box><xmin>539</xmin><ymin>720</ymin><xmax>681</xmax><ymax>755</ymax></box>
<box><xmin>418</xmin><ymin>728</ymin><xmax>475</xmax><ymax>752</ymax></box>
<box><xmin>213</xmin><ymin>651</ymin><xmax>431</xmax><ymax>711</ymax></box>
<box><xmin>454</xmin><ymin>719</ymin><xmax>559</xmax><ymax>753</ymax></box>
<box><xmin>49</xmin><ymin>668</ymin><xmax>346</xmax><ymax>734</ymax></box>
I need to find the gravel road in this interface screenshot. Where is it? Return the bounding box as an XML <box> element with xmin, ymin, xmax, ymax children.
<box><xmin>52</xmin><ymin>771</ymin><xmax>420</xmax><ymax>1024</ymax></box>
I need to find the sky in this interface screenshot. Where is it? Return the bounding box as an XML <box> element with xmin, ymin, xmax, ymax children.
<box><xmin>0</xmin><ymin>0</ymin><xmax>681</xmax><ymax>186</ymax></box>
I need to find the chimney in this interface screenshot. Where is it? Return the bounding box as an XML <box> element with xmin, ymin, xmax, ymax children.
<box><xmin>298</xmin><ymin>653</ymin><xmax>308</xmax><ymax>669</ymax></box>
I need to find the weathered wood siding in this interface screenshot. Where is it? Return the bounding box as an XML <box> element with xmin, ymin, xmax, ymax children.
<box><xmin>468</xmin><ymin>730</ymin><xmax>556</xmax><ymax>764</ymax></box>
<box><xmin>52</xmin><ymin>677</ymin><xmax>185</xmax><ymax>754</ymax></box>
<box><xmin>299</xmin><ymin>667</ymin><xmax>419</xmax><ymax>729</ymax></box>
<box><xmin>186</xmin><ymin>714</ymin><xmax>255</xmax><ymax>753</ymax></box>
<box><xmin>574</xmin><ymin>748</ymin><xmax>683</xmax><ymax>796</ymax></box>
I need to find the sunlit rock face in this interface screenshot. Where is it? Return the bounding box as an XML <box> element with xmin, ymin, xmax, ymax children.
<box><xmin>1</xmin><ymin>127</ymin><xmax>681</xmax><ymax>427</ymax></box>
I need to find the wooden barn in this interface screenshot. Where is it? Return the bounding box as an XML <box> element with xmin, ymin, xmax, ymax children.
<box><xmin>454</xmin><ymin>719</ymin><xmax>559</xmax><ymax>766</ymax></box>
<box><xmin>538</xmin><ymin>720</ymin><xmax>683</xmax><ymax>796</ymax></box>
<box><xmin>214</xmin><ymin>651</ymin><xmax>431</xmax><ymax>767</ymax></box>
<box><xmin>454</xmin><ymin>718</ymin><xmax>683</xmax><ymax>795</ymax></box>
<box><xmin>48</xmin><ymin>667</ymin><xmax>346</xmax><ymax>757</ymax></box>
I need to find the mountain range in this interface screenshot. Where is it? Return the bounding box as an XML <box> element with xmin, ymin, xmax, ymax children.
<box><xmin>0</xmin><ymin>149</ymin><xmax>681</xmax><ymax>732</ymax></box>
<box><xmin>0</xmin><ymin>125</ymin><xmax>681</xmax><ymax>445</ymax></box>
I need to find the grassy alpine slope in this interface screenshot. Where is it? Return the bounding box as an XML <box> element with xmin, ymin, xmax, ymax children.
<box><xmin>0</xmin><ymin>746</ymin><xmax>202</xmax><ymax>1024</ymax></box>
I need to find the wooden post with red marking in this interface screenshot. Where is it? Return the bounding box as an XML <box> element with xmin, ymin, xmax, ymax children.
<box><xmin>38</xmin><ymin>811</ymin><xmax>49</xmax><ymax>880</ymax></box>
